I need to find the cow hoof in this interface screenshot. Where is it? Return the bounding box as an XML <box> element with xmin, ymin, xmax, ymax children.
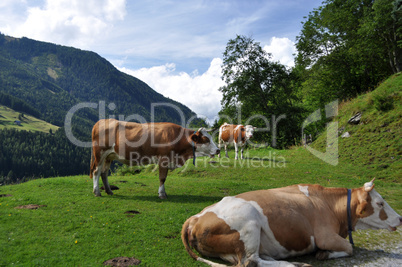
<box><xmin>159</xmin><ymin>194</ymin><xmax>168</xmax><ymax>199</ymax></box>
<box><xmin>106</xmin><ymin>191</ymin><xmax>114</xmax><ymax>196</ymax></box>
<box><xmin>315</xmin><ymin>250</ymin><xmax>330</xmax><ymax>260</ymax></box>
<box><xmin>244</xmin><ymin>260</ymin><xmax>257</xmax><ymax>267</ymax></box>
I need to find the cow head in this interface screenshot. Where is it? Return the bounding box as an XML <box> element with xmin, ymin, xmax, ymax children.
<box><xmin>355</xmin><ymin>179</ymin><xmax>402</xmax><ymax>232</ymax></box>
<box><xmin>191</xmin><ymin>128</ymin><xmax>220</xmax><ymax>157</ymax></box>
<box><xmin>244</xmin><ymin>125</ymin><xmax>256</xmax><ymax>140</ymax></box>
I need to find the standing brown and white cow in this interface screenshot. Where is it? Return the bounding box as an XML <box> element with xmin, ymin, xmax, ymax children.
<box><xmin>90</xmin><ymin>119</ymin><xmax>220</xmax><ymax>199</ymax></box>
<box><xmin>218</xmin><ymin>123</ymin><xmax>256</xmax><ymax>160</ymax></box>
<box><xmin>182</xmin><ymin>179</ymin><xmax>402</xmax><ymax>267</ymax></box>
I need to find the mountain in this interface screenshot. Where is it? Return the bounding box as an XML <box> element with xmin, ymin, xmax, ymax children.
<box><xmin>0</xmin><ymin>33</ymin><xmax>205</xmax><ymax>183</ymax></box>
<box><xmin>0</xmin><ymin>33</ymin><xmax>200</xmax><ymax>137</ymax></box>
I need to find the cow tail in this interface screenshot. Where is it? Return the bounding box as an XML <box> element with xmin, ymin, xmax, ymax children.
<box><xmin>181</xmin><ymin>218</ymin><xmax>199</xmax><ymax>261</ymax></box>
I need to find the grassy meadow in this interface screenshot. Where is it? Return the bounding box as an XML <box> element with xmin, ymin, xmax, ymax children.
<box><xmin>0</xmin><ymin>105</ymin><xmax>59</xmax><ymax>133</ymax></box>
<box><xmin>0</xmin><ymin>147</ymin><xmax>401</xmax><ymax>266</ymax></box>
<box><xmin>1</xmin><ymin>74</ymin><xmax>401</xmax><ymax>266</ymax></box>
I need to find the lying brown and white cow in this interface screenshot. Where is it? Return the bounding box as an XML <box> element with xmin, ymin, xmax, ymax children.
<box><xmin>182</xmin><ymin>179</ymin><xmax>401</xmax><ymax>266</ymax></box>
<box><xmin>90</xmin><ymin>119</ymin><xmax>220</xmax><ymax>199</ymax></box>
<box><xmin>218</xmin><ymin>123</ymin><xmax>256</xmax><ymax>160</ymax></box>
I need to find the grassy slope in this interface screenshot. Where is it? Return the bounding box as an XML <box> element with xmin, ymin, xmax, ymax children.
<box><xmin>312</xmin><ymin>72</ymin><xmax>401</xmax><ymax>182</ymax></box>
<box><xmin>0</xmin><ymin>105</ymin><xmax>59</xmax><ymax>133</ymax></box>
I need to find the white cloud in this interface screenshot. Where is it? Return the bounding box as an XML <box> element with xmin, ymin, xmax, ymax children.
<box><xmin>119</xmin><ymin>58</ymin><xmax>225</xmax><ymax>124</ymax></box>
<box><xmin>117</xmin><ymin>37</ymin><xmax>298</xmax><ymax>125</ymax></box>
<box><xmin>263</xmin><ymin>37</ymin><xmax>296</xmax><ymax>68</ymax></box>
<box><xmin>1</xmin><ymin>0</ymin><xmax>126</xmax><ymax>49</ymax></box>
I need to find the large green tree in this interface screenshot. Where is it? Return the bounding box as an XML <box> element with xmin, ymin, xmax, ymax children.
<box><xmin>219</xmin><ymin>35</ymin><xmax>302</xmax><ymax>148</ymax></box>
<box><xmin>295</xmin><ymin>0</ymin><xmax>401</xmax><ymax>111</ymax></box>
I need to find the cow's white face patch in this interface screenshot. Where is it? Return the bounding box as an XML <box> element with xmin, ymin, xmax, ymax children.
<box><xmin>298</xmin><ymin>185</ymin><xmax>309</xmax><ymax>197</ymax></box>
<box><xmin>356</xmin><ymin>189</ymin><xmax>402</xmax><ymax>231</ymax></box>
<box><xmin>245</xmin><ymin>125</ymin><xmax>255</xmax><ymax>139</ymax></box>
<box><xmin>195</xmin><ymin>128</ymin><xmax>220</xmax><ymax>157</ymax></box>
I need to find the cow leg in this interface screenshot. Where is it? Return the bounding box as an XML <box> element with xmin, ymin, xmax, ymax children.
<box><xmin>234</xmin><ymin>142</ymin><xmax>239</xmax><ymax>160</ymax></box>
<box><xmin>225</xmin><ymin>144</ymin><xmax>229</xmax><ymax>158</ymax></box>
<box><xmin>230</xmin><ymin>217</ymin><xmax>305</xmax><ymax>267</ymax></box>
<box><xmin>101</xmin><ymin>160</ymin><xmax>113</xmax><ymax>195</ymax></box>
<box><xmin>246</xmin><ymin>254</ymin><xmax>307</xmax><ymax>267</ymax></box>
<box><xmin>315</xmin><ymin>233</ymin><xmax>353</xmax><ymax>260</ymax></box>
<box><xmin>240</xmin><ymin>146</ymin><xmax>244</xmax><ymax>160</ymax></box>
<box><xmin>249</xmin><ymin>258</ymin><xmax>302</xmax><ymax>267</ymax></box>
<box><xmin>158</xmin><ymin>165</ymin><xmax>168</xmax><ymax>199</ymax></box>
<box><xmin>239</xmin><ymin>223</ymin><xmax>301</xmax><ymax>267</ymax></box>
<box><xmin>218</xmin><ymin>139</ymin><xmax>221</xmax><ymax>158</ymax></box>
<box><xmin>259</xmin><ymin>255</ymin><xmax>311</xmax><ymax>267</ymax></box>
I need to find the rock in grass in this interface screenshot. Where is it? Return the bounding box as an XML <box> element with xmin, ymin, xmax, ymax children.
<box><xmin>348</xmin><ymin>112</ymin><xmax>362</xmax><ymax>124</ymax></box>
<box><xmin>341</xmin><ymin>132</ymin><xmax>351</xmax><ymax>138</ymax></box>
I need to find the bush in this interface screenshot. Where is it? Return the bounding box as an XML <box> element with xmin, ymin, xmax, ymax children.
<box><xmin>372</xmin><ymin>93</ymin><xmax>394</xmax><ymax>111</ymax></box>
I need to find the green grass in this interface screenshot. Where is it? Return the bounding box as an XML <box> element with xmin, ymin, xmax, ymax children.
<box><xmin>0</xmin><ymin>105</ymin><xmax>59</xmax><ymax>133</ymax></box>
<box><xmin>0</xmin><ymin>147</ymin><xmax>401</xmax><ymax>266</ymax></box>
<box><xmin>312</xmin><ymin>73</ymin><xmax>402</xmax><ymax>182</ymax></box>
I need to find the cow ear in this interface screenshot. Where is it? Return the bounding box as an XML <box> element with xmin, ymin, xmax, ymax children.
<box><xmin>191</xmin><ymin>133</ymin><xmax>199</xmax><ymax>143</ymax></box>
<box><xmin>357</xmin><ymin>200</ymin><xmax>368</xmax><ymax>216</ymax></box>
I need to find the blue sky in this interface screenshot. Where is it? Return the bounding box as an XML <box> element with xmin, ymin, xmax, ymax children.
<box><xmin>0</xmin><ymin>0</ymin><xmax>323</xmax><ymax>123</ymax></box>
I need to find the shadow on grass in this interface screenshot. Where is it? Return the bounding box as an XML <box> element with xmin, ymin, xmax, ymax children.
<box><xmin>289</xmin><ymin>247</ymin><xmax>402</xmax><ymax>266</ymax></box>
<box><xmin>113</xmin><ymin>193</ymin><xmax>222</xmax><ymax>203</ymax></box>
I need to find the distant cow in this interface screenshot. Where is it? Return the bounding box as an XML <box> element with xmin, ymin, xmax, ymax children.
<box><xmin>90</xmin><ymin>119</ymin><xmax>220</xmax><ymax>199</ymax></box>
<box><xmin>218</xmin><ymin>123</ymin><xmax>255</xmax><ymax>160</ymax></box>
<box><xmin>182</xmin><ymin>179</ymin><xmax>402</xmax><ymax>266</ymax></box>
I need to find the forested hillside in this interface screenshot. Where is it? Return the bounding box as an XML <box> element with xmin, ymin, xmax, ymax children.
<box><xmin>0</xmin><ymin>33</ymin><xmax>203</xmax><ymax>184</ymax></box>
<box><xmin>0</xmin><ymin>33</ymin><xmax>197</xmax><ymax>129</ymax></box>
<box><xmin>216</xmin><ymin>0</ymin><xmax>401</xmax><ymax>148</ymax></box>
<box><xmin>0</xmin><ymin>129</ymin><xmax>88</xmax><ymax>183</ymax></box>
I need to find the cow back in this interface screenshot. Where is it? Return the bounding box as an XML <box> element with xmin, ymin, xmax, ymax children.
<box><xmin>93</xmin><ymin>119</ymin><xmax>192</xmax><ymax>159</ymax></box>
<box><xmin>220</xmin><ymin>124</ymin><xmax>245</xmax><ymax>143</ymax></box>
